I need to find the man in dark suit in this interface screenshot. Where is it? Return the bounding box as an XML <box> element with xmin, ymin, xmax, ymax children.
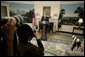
<box><xmin>41</xmin><ymin>13</ymin><xmax>49</xmax><ymax>22</ymax></box>
<box><xmin>41</xmin><ymin>13</ymin><xmax>49</xmax><ymax>38</ymax></box>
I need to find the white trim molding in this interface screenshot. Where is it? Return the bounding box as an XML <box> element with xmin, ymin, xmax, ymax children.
<box><xmin>1</xmin><ymin>4</ymin><xmax>10</xmax><ymax>17</ymax></box>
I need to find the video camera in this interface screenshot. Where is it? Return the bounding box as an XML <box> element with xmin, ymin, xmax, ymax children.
<box><xmin>72</xmin><ymin>35</ymin><xmax>81</xmax><ymax>43</ymax></box>
<box><xmin>1</xmin><ymin>15</ymin><xmax>23</xmax><ymax>26</ymax></box>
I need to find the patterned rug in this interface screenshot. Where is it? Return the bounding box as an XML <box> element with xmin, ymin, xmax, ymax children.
<box><xmin>31</xmin><ymin>37</ymin><xmax>72</xmax><ymax>56</ymax></box>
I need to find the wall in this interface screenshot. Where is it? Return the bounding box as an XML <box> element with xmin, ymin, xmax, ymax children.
<box><xmin>34</xmin><ymin>1</ymin><xmax>61</xmax><ymax>32</ymax></box>
<box><xmin>61</xmin><ymin>3</ymin><xmax>84</xmax><ymax>17</ymax></box>
<box><xmin>1</xmin><ymin>1</ymin><xmax>84</xmax><ymax>33</ymax></box>
<box><xmin>60</xmin><ymin>2</ymin><xmax>84</xmax><ymax>34</ymax></box>
<box><xmin>60</xmin><ymin>25</ymin><xmax>83</xmax><ymax>34</ymax></box>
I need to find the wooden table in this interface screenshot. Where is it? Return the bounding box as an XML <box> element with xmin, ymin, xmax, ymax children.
<box><xmin>73</xmin><ymin>27</ymin><xmax>84</xmax><ymax>34</ymax></box>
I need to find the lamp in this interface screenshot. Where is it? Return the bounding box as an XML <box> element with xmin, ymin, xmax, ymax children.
<box><xmin>78</xmin><ymin>18</ymin><xmax>83</xmax><ymax>28</ymax></box>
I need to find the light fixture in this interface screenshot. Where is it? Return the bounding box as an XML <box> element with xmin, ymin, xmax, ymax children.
<box><xmin>78</xmin><ymin>18</ymin><xmax>83</xmax><ymax>27</ymax></box>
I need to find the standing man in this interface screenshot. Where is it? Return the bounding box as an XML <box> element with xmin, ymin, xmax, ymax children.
<box><xmin>41</xmin><ymin>12</ymin><xmax>49</xmax><ymax>39</ymax></box>
<box><xmin>58</xmin><ymin>19</ymin><xmax>62</xmax><ymax>31</ymax></box>
<box><xmin>41</xmin><ymin>12</ymin><xmax>49</xmax><ymax>22</ymax></box>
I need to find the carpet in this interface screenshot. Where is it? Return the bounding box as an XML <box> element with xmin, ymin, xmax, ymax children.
<box><xmin>31</xmin><ymin>37</ymin><xmax>72</xmax><ymax>56</ymax></box>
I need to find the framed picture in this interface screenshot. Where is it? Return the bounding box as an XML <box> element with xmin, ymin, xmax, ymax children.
<box><xmin>43</xmin><ymin>6</ymin><xmax>51</xmax><ymax>17</ymax></box>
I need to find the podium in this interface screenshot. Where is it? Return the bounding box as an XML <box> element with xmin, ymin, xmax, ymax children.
<box><xmin>41</xmin><ymin>21</ymin><xmax>49</xmax><ymax>40</ymax></box>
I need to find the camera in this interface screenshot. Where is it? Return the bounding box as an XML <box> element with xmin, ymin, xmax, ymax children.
<box><xmin>32</xmin><ymin>27</ymin><xmax>37</xmax><ymax>33</ymax></box>
<box><xmin>71</xmin><ymin>35</ymin><xmax>81</xmax><ymax>51</ymax></box>
<box><xmin>1</xmin><ymin>18</ymin><xmax>8</xmax><ymax>26</ymax></box>
<box><xmin>72</xmin><ymin>35</ymin><xmax>81</xmax><ymax>43</ymax></box>
<box><xmin>1</xmin><ymin>15</ymin><xmax>23</xmax><ymax>26</ymax></box>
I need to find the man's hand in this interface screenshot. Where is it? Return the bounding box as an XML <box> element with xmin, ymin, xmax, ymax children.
<box><xmin>34</xmin><ymin>30</ymin><xmax>40</xmax><ymax>40</ymax></box>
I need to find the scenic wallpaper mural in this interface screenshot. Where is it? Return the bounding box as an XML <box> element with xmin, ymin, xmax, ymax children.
<box><xmin>1</xmin><ymin>1</ymin><xmax>34</xmax><ymax>23</ymax></box>
<box><xmin>1</xmin><ymin>1</ymin><xmax>84</xmax><ymax>24</ymax></box>
<box><xmin>61</xmin><ymin>3</ymin><xmax>84</xmax><ymax>26</ymax></box>
<box><xmin>9</xmin><ymin>3</ymin><xmax>34</xmax><ymax>23</ymax></box>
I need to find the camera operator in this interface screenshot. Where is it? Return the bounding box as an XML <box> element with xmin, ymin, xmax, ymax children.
<box><xmin>65</xmin><ymin>38</ymin><xmax>84</xmax><ymax>56</ymax></box>
<box><xmin>1</xmin><ymin>18</ymin><xmax>16</xmax><ymax>56</ymax></box>
<box><xmin>1</xmin><ymin>15</ymin><xmax>23</xmax><ymax>56</ymax></box>
<box><xmin>16</xmin><ymin>24</ymin><xmax>44</xmax><ymax>56</ymax></box>
<box><xmin>1</xmin><ymin>18</ymin><xmax>10</xmax><ymax>56</ymax></box>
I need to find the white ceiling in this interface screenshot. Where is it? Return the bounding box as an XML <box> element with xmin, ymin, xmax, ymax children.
<box><xmin>61</xmin><ymin>1</ymin><xmax>84</xmax><ymax>4</ymax></box>
<box><xmin>5</xmin><ymin>1</ymin><xmax>84</xmax><ymax>4</ymax></box>
<box><xmin>5</xmin><ymin>1</ymin><xmax>34</xmax><ymax>4</ymax></box>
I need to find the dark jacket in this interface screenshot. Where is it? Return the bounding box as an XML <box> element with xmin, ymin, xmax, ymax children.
<box><xmin>1</xmin><ymin>31</ymin><xmax>7</xmax><ymax>56</ymax></box>
<box><xmin>58</xmin><ymin>22</ymin><xmax>62</xmax><ymax>28</ymax></box>
<box><xmin>17</xmin><ymin>39</ymin><xmax>44</xmax><ymax>56</ymax></box>
<box><xmin>41</xmin><ymin>16</ymin><xmax>49</xmax><ymax>22</ymax></box>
